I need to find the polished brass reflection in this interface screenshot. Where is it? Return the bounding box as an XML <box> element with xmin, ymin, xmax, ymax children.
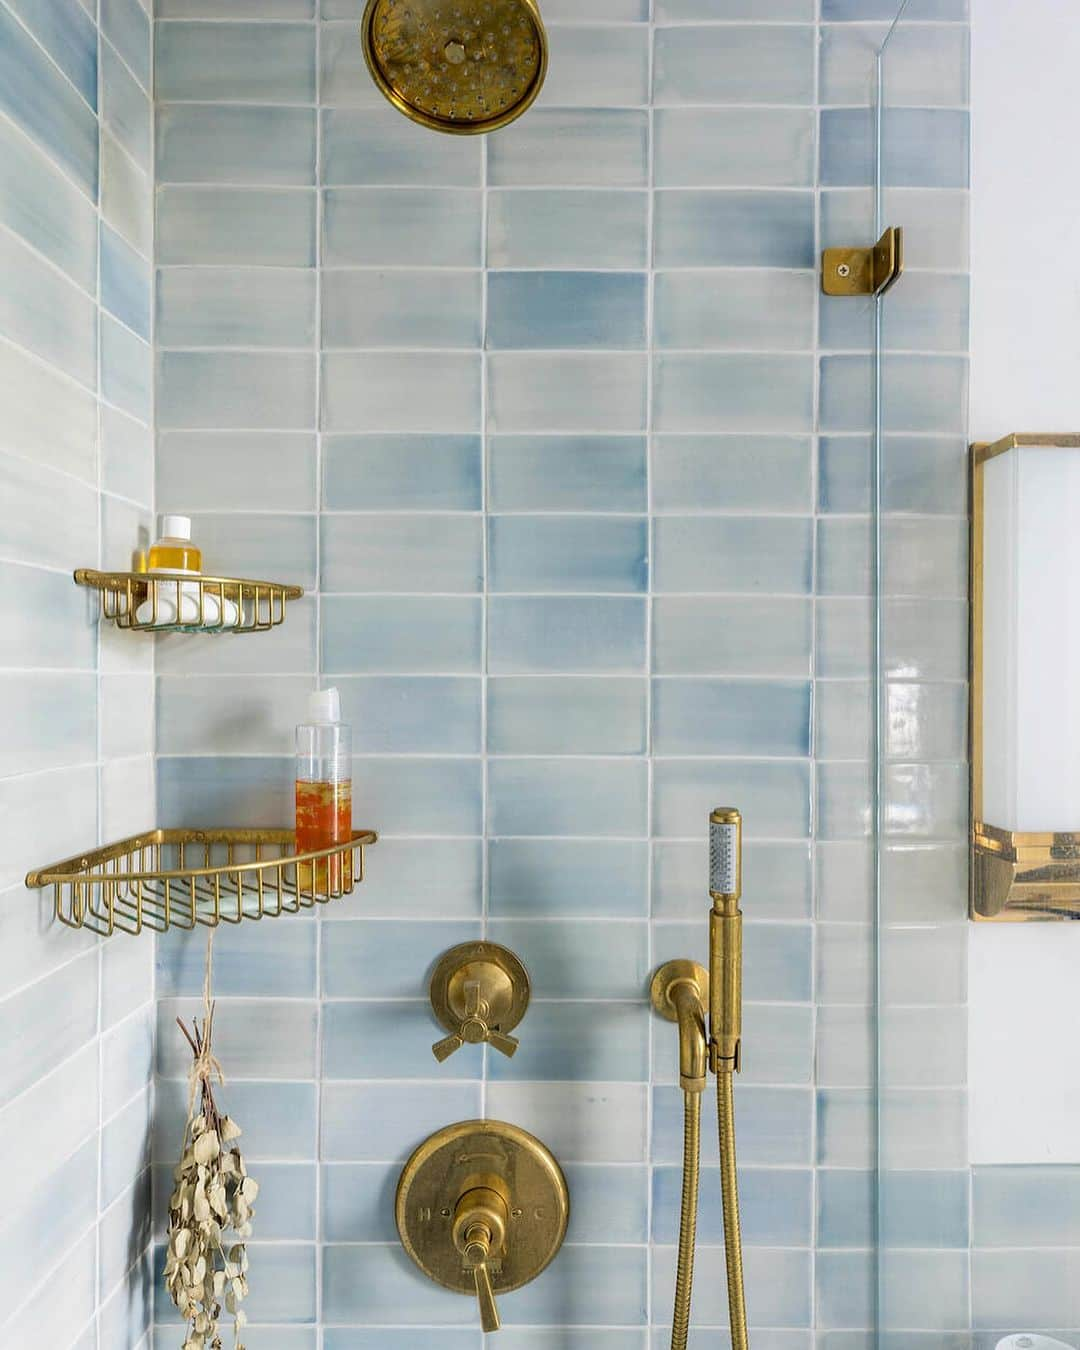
<box><xmin>822</xmin><ymin>224</ymin><xmax>904</xmax><ymax>297</ymax></box>
<box><xmin>360</xmin><ymin>0</ymin><xmax>548</xmax><ymax>135</ymax></box>
<box><xmin>429</xmin><ymin>941</ymin><xmax>530</xmax><ymax>1061</ymax></box>
<box><xmin>396</xmin><ymin>1120</ymin><xmax>569</xmax><ymax>1333</ymax></box>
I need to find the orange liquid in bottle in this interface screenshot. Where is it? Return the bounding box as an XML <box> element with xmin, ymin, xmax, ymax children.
<box><xmin>295</xmin><ymin>779</ymin><xmax>353</xmax><ymax>895</ymax></box>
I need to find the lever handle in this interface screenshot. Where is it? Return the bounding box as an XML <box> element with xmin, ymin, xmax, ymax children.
<box><xmin>463</xmin><ymin>1227</ymin><xmax>501</xmax><ymax>1333</ymax></box>
<box><xmin>431</xmin><ymin>978</ymin><xmax>520</xmax><ymax>1062</ymax></box>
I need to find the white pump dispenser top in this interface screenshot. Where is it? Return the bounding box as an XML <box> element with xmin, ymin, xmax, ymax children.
<box><xmin>307</xmin><ymin>687</ymin><xmax>341</xmax><ymax>724</ymax></box>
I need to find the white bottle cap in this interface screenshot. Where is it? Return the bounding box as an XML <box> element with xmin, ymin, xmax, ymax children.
<box><xmin>160</xmin><ymin>514</ymin><xmax>192</xmax><ymax>541</ymax></box>
<box><xmin>307</xmin><ymin>687</ymin><xmax>341</xmax><ymax>723</ymax></box>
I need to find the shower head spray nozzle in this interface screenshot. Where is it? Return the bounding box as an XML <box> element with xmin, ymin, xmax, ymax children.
<box><xmin>709</xmin><ymin>808</ymin><xmax>741</xmax><ymax>905</ymax></box>
<box><xmin>361</xmin><ymin>0</ymin><xmax>548</xmax><ymax>136</ymax></box>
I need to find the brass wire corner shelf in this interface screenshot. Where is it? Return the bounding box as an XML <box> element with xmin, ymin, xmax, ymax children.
<box><xmin>25</xmin><ymin>828</ymin><xmax>378</xmax><ymax>937</ymax></box>
<box><xmin>74</xmin><ymin>569</ymin><xmax>304</xmax><ymax>634</ymax></box>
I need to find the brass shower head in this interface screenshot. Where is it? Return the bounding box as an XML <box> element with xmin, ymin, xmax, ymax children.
<box><xmin>360</xmin><ymin>0</ymin><xmax>548</xmax><ymax>136</ymax></box>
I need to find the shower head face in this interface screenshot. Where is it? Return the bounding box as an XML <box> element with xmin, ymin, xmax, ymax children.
<box><xmin>361</xmin><ymin>0</ymin><xmax>548</xmax><ymax>135</ymax></box>
<box><xmin>709</xmin><ymin>807</ymin><xmax>742</xmax><ymax>903</ymax></box>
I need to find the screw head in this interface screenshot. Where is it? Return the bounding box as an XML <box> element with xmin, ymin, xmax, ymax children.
<box><xmin>837</xmin><ymin>263</ymin><xmax>851</xmax><ymax>278</ymax></box>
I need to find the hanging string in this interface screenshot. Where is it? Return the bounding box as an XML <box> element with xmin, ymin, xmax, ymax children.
<box><xmin>176</xmin><ymin>928</ymin><xmax>225</xmax><ymax>1140</ymax></box>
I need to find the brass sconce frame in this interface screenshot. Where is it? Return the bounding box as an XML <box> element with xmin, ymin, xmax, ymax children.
<box><xmin>971</xmin><ymin>433</ymin><xmax>1080</xmax><ymax>920</ymax></box>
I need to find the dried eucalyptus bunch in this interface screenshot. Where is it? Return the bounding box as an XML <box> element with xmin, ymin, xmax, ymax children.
<box><xmin>165</xmin><ymin>936</ymin><xmax>259</xmax><ymax>1350</ymax></box>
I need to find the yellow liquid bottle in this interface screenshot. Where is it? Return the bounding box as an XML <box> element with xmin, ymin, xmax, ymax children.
<box><xmin>147</xmin><ymin>514</ymin><xmax>202</xmax><ymax>574</ymax></box>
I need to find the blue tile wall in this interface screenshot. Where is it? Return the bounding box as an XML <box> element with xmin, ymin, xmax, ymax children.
<box><xmin>0</xmin><ymin>0</ymin><xmax>155</xmax><ymax>1346</ymax></box>
<box><xmin>148</xmin><ymin>2</ymin><xmax>972</xmax><ymax>1346</ymax></box>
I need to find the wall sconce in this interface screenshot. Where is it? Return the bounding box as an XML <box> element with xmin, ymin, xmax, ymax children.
<box><xmin>971</xmin><ymin>433</ymin><xmax>1080</xmax><ymax>920</ymax></box>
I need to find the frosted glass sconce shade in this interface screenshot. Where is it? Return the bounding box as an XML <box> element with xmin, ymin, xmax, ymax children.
<box><xmin>972</xmin><ymin>433</ymin><xmax>1080</xmax><ymax>919</ymax></box>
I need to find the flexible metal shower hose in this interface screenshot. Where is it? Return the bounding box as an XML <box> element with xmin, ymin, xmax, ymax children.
<box><xmin>670</xmin><ymin>1090</ymin><xmax>701</xmax><ymax>1350</ymax></box>
<box><xmin>717</xmin><ymin>1070</ymin><xmax>749</xmax><ymax>1349</ymax></box>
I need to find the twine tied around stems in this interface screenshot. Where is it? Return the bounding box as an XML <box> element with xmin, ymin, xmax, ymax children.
<box><xmin>177</xmin><ymin>930</ymin><xmax>226</xmax><ymax>1136</ymax></box>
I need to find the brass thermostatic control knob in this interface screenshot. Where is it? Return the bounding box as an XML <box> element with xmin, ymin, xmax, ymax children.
<box><xmin>429</xmin><ymin>941</ymin><xmax>530</xmax><ymax>1063</ymax></box>
<box><xmin>396</xmin><ymin>1120</ymin><xmax>569</xmax><ymax>1334</ymax></box>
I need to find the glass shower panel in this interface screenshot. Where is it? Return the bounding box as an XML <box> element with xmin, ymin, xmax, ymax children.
<box><xmin>874</xmin><ymin>0</ymin><xmax>971</xmax><ymax>1345</ymax></box>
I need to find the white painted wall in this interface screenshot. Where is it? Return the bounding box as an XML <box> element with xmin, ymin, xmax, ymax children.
<box><xmin>968</xmin><ymin>0</ymin><xmax>1080</xmax><ymax>1164</ymax></box>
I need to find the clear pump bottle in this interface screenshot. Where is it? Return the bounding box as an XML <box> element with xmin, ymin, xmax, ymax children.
<box><xmin>295</xmin><ymin>688</ymin><xmax>353</xmax><ymax>896</ymax></box>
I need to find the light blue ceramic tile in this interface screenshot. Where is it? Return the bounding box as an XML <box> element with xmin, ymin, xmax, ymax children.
<box><xmin>5</xmin><ymin>0</ymin><xmax>98</xmax><ymax>108</ymax></box>
<box><xmin>0</xmin><ymin>5</ymin><xmax>98</xmax><ymax>197</ymax></box>
<box><xmin>102</xmin><ymin>1003</ymin><xmax>153</xmax><ymax>1116</ymax></box>
<box><xmin>103</xmin><ymin>1090</ymin><xmax>150</xmax><ymax>1209</ymax></box>
<box><xmin>816</xmin><ymin>1251</ymin><xmax>875</xmax><ymax>1329</ymax></box>
<box><xmin>0</xmin><ymin>116</ymin><xmax>97</xmax><ymax>293</ymax></box>
<box><xmin>489</xmin><ymin>435</ymin><xmax>646</xmax><ymax>513</ymax></box>
<box><xmin>322</xmin><ymin>1082</ymin><xmax>482</xmax><ymax>1161</ymax></box>
<box><xmin>489</xmin><ymin>110</ymin><xmax>648</xmax><ymax>187</ymax></box>
<box><xmin>324</xmin><ymin>187</ymin><xmax>481</xmax><ymax>266</ymax></box>
<box><xmin>102</xmin><ymin>314</ymin><xmax>150</xmax><ymax>420</ymax></box>
<box><xmin>882</xmin><ymin>1005</ymin><xmax>966</xmax><ymax>1086</ymax></box>
<box><xmin>656</xmin><ymin>108</ymin><xmax>815</xmax><ymax>191</ymax></box>
<box><xmin>5</xmin><ymin>1230</ymin><xmax>97</xmax><ymax>1347</ymax></box>
<box><xmin>156</xmin><ymin>266</ymin><xmax>315</xmax><ymax>347</ymax></box>
<box><xmin>0</xmin><ymin>672</ymin><xmax>96</xmax><ymax>777</ymax></box>
<box><xmin>819</xmin><ymin>435</ymin><xmax>967</xmax><ymax>514</ymax></box>
<box><xmin>654</xmin><ymin>839</ymin><xmax>812</xmax><ymax>920</ymax></box>
<box><xmin>324</xmin><ymin>1001</ymin><xmax>475</xmax><ymax>1080</ymax></box>
<box><xmin>188</xmin><ymin>511</ymin><xmax>317</xmax><ymax>586</ymax></box>
<box><xmin>487</xmin><ymin>1081</ymin><xmax>648</xmax><ymax>1163</ymax></box>
<box><xmin>157</xmin><ymin>431</ymin><xmax>317</xmax><ymax>511</ymax></box>
<box><xmin>156</xmin><ymin>920</ymin><xmax>317</xmax><ymax>997</ymax></box>
<box><xmin>488</xmin><ymin>676</ymin><xmax>647</xmax><ymax>755</ymax></box>
<box><xmin>488</xmin><ymin>758</ymin><xmax>648</xmax><ymax>837</ymax></box>
<box><xmin>544</xmin><ymin>0</ymin><xmax>647</xmax><ymax>14</ymax></box>
<box><xmin>655</xmin><ymin>919</ymin><xmax>812</xmax><ymax>1003</ymax></box>
<box><xmin>653</xmin><ymin>516</ymin><xmax>813</xmax><ymax>594</ymax></box>
<box><xmin>881</xmin><ymin>923</ymin><xmax>966</xmax><ymax>1005</ymax></box>
<box><xmin>488</xmin><ymin>596</ymin><xmax>647</xmax><ymax>673</ymax></box>
<box><xmin>820</xmin><ymin>22</ymin><xmax>969</xmax><ymax>107</ymax></box>
<box><xmin>879</xmin><ymin>1251</ymin><xmax>970</xmax><ymax>1332</ymax></box>
<box><xmin>322</xmin><ymin>269</ymin><xmax>480</xmax><ymax>348</ymax></box>
<box><xmin>154</xmin><ymin>1243</ymin><xmax>316</xmax><ymax>1326</ymax></box>
<box><xmin>161</xmin><ymin>0</ymin><xmax>314</xmax><ymax>10</ymax></box>
<box><xmin>820</xmin><ymin>355</ymin><xmax>968</xmax><ymax>434</ymax></box>
<box><xmin>0</xmin><ymin>952</ymin><xmax>96</xmax><ymax>1107</ymax></box>
<box><xmin>0</xmin><ymin>563</ymin><xmax>96</xmax><ymax>671</ymax></box>
<box><xmin>487</xmin><ymin>271</ymin><xmax>647</xmax><ymax>350</ymax></box>
<box><xmin>817</xmin><ymin>517</ymin><xmax>870</xmax><ymax>598</ymax></box>
<box><xmin>488</xmin><ymin>353</ymin><xmax>647</xmax><ymax>432</ymax></box>
<box><xmin>653</xmin><ymin>679</ymin><xmax>811</xmax><ymax>757</ymax></box>
<box><xmin>487</xmin><ymin>190</ymin><xmax>648</xmax><ymax>269</ymax></box>
<box><xmin>660</xmin><ymin>0</ymin><xmax>812</xmax><ymax>12</ymax></box>
<box><xmin>322</xmin><ymin>1162</ymin><xmax>397</xmax><ymax>1242</ymax></box>
<box><xmin>156</xmin><ymin>673</ymin><xmax>308</xmax><ymax>754</ymax></box>
<box><xmin>323</xmin><ymin>108</ymin><xmax>481</xmax><ymax>186</ymax></box>
<box><xmin>652</xmin><ymin>759</ymin><xmax>812</xmax><ymax>839</ymax></box>
<box><xmin>881</xmin><ymin>841</ymin><xmax>968</xmax><ymax>925</ymax></box>
<box><xmin>323</xmin><ymin>434</ymin><xmax>481</xmax><ymax>510</ymax></box>
<box><xmin>489</xmin><ymin>515</ymin><xmax>647</xmax><ymax>594</ymax></box>
<box><xmin>541</xmin><ymin>25</ymin><xmax>649</xmax><ymax>106</ymax></box>
<box><xmin>886</xmin><ymin>682</ymin><xmax>967</xmax><ymax>761</ymax></box>
<box><xmin>654</xmin><ymin>436</ymin><xmax>814</xmax><ymax>512</ymax></box>
<box><xmin>0</xmin><ymin>228</ymin><xmax>96</xmax><ymax>389</ymax></box>
<box><xmin>489</xmin><ymin>838</ymin><xmax>649</xmax><ymax>918</ymax></box>
<box><xmin>157</xmin><ymin>350</ymin><xmax>315</xmax><ymax>428</ymax></box>
<box><xmin>102</xmin><ymin>0</ymin><xmax>151</xmax><ymax>91</ymax></box>
<box><xmin>653</xmin><ymin>1084</ymin><xmax>814</xmax><ymax>1166</ymax></box>
<box><xmin>655</xmin><ymin>24</ymin><xmax>815</xmax><ymax>104</ymax></box>
<box><xmin>654</xmin><ymin>1165</ymin><xmax>812</xmax><ymax>1246</ymax></box>
<box><xmin>100</xmin><ymin>490</ymin><xmax>151</xmax><ymax>575</ymax></box>
<box><xmin>884</xmin><ymin>518</ymin><xmax>967</xmax><ymax>598</ymax></box>
<box><xmin>501</xmin><ymin>1246</ymin><xmax>648</xmax><ymax>1325</ymax></box>
<box><xmin>5</xmin><ymin>1043</ymin><xmax>97</xmax><ymax>1217</ymax></box>
<box><xmin>103</xmin><ymin>39</ymin><xmax>151</xmax><ymax>171</ymax></box>
<box><xmin>816</xmin><ymin>599</ymin><xmax>872</xmax><ymax>679</ymax></box>
<box><xmin>880</xmin><ymin>1087</ymin><xmax>967</xmax><ymax>1168</ymax></box>
<box><xmin>655</xmin><ymin>354</ymin><xmax>814</xmax><ymax>433</ymax></box>
<box><xmin>817</xmin><ymin>762</ymin><xmax>872</xmax><ymax>841</ymax></box>
<box><xmin>817</xmin><ymin>1089</ymin><xmax>874</xmax><ymax>1167</ymax></box>
<box><xmin>972</xmin><ymin>1250</ymin><xmax>1080</xmax><ymax>1330</ymax></box>
<box><xmin>652</xmin><ymin>597</ymin><xmax>813</xmax><ymax>677</ymax></box>
<box><xmin>322</xmin><ymin>920</ymin><xmax>479</xmax><ymax>999</ymax></box>
<box><xmin>822</xmin><ymin>271</ymin><xmax>970</xmax><ymax>354</ymax></box>
<box><xmin>157</xmin><ymin>185</ymin><xmax>316</xmax><ymax>265</ymax></box>
<box><xmin>823</xmin><ymin>186</ymin><xmax>970</xmax><ymax>273</ymax></box>
<box><xmin>653</xmin><ymin>1246</ymin><xmax>811</xmax><ymax>1328</ymax></box>
<box><xmin>323</xmin><ymin>1244</ymin><xmax>479</xmax><ymax>1325</ymax></box>
<box><xmin>655</xmin><ymin>189</ymin><xmax>815</xmax><ymax>267</ymax></box>
<box><xmin>489</xmin><ymin>918</ymin><xmax>649</xmax><ymax>999</ymax></box>
<box><xmin>157</xmin><ymin>755</ymin><xmax>294</xmax><ymax>827</ymax></box>
<box><xmin>337</xmin><ymin>675</ymin><xmax>481</xmax><ymax>753</ymax></box>
<box><xmin>353</xmin><ymin>757</ymin><xmax>483</xmax><ymax>837</ymax></box>
<box><xmin>195</xmin><ymin>1161</ymin><xmax>316</xmax><ymax>1239</ymax></box>
<box><xmin>156</xmin><ymin>21</ymin><xmax>315</xmax><ymax>102</ymax></box>
<box><xmin>319</xmin><ymin>20</ymin><xmax>381</xmax><ymax>106</ymax></box>
<box><xmin>157</xmin><ymin>105</ymin><xmax>316</xmax><ymax>184</ymax></box>
<box><xmin>816</xmin><ymin>1003</ymin><xmax>873</xmax><ymax>1086</ymax></box>
<box><xmin>973</xmin><ymin>1166</ymin><xmax>1080</xmax><ymax>1247</ymax></box>
<box><xmin>321</xmin><ymin>514</ymin><xmax>482</xmax><ymax>592</ymax></box>
<box><xmin>103</xmin><ymin>405</ymin><xmax>152</xmax><ymax>504</ymax></box>
<box><xmin>560</xmin><ymin>1164</ymin><xmax>648</xmax><ymax>1244</ymax></box>
<box><xmin>325</xmin><ymin>1334</ymin><xmax>479</xmax><ymax>1350</ymax></box>
<box><xmin>153</xmin><ymin>1079</ymin><xmax>316</xmax><ymax>1162</ymax></box>
<box><xmin>823</xmin><ymin>0</ymin><xmax>967</xmax><ymax>17</ymax></box>
<box><xmin>355</xmin><ymin>839</ymin><xmax>482</xmax><ymax>917</ymax></box>
<box><xmin>101</xmin><ymin>223</ymin><xmax>151</xmax><ymax>341</ymax></box>
<box><xmin>821</xmin><ymin>108</ymin><xmax>970</xmax><ymax>188</ymax></box>
<box><xmin>322</xmin><ymin>596</ymin><xmax>481</xmax><ymax>673</ymax></box>
<box><xmin>655</xmin><ymin>272</ymin><xmax>815</xmax><ymax>351</ymax></box>
<box><xmin>323</xmin><ymin>352</ymin><xmax>480</xmax><ymax>432</ymax></box>
<box><xmin>157</xmin><ymin>997</ymin><xmax>318</xmax><ymax>1079</ymax></box>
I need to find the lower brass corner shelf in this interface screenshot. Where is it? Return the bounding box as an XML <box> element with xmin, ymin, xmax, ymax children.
<box><xmin>25</xmin><ymin>828</ymin><xmax>378</xmax><ymax>937</ymax></box>
<box><xmin>75</xmin><ymin>569</ymin><xmax>304</xmax><ymax>634</ymax></box>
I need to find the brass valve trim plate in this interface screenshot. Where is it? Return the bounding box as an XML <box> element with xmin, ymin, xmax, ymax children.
<box><xmin>396</xmin><ymin>1119</ymin><xmax>569</xmax><ymax>1299</ymax></box>
<box><xmin>430</xmin><ymin>941</ymin><xmax>530</xmax><ymax>1050</ymax></box>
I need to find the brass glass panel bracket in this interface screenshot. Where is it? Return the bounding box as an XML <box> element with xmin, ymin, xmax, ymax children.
<box><xmin>821</xmin><ymin>225</ymin><xmax>904</xmax><ymax>297</ymax></box>
<box><xmin>396</xmin><ymin>1120</ymin><xmax>569</xmax><ymax>1333</ymax></box>
<box><xmin>971</xmin><ymin>433</ymin><xmax>1080</xmax><ymax>920</ymax></box>
<box><xmin>25</xmin><ymin>827</ymin><xmax>377</xmax><ymax>937</ymax></box>
<box><xmin>75</xmin><ymin>569</ymin><xmax>303</xmax><ymax>634</ymax></box>
<box><xmin>429</xmin><ymin>941</ymin><xmax>530</xmax><ymax>1062</ymax></box>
